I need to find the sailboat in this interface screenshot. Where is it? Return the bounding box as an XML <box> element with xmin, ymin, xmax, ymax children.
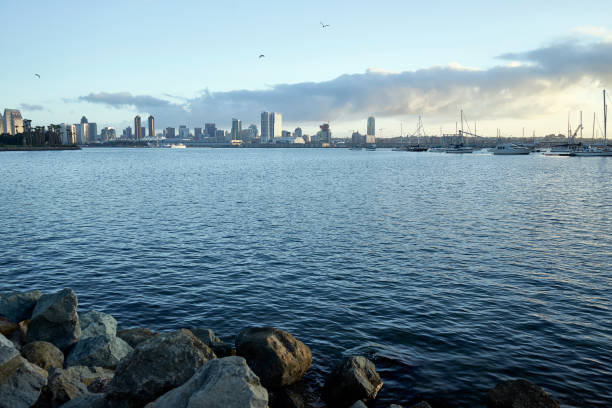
<box><xmin>446</xmin><ymin>111</ymin><xmax>474</xmax><ymax>153</ymax></box>
<box><xmin>571</xmin><ymin>90</ymin><xmax>612</xmax><ymax>156</ymax></box>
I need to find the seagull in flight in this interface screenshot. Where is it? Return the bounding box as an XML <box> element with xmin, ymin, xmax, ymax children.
<box><xmin>259</xmin><ymin>54</ymin><xmax>265</xmax><ymax>58</ymax></box>
<box><xmin>320</xmin><ymin>22</ymin><xmax>330</xmax><ymax>28</ymax></box>
<box><xmin>34</xmin><ymin>73</ymin><xmax>40</xmax><ymax>78</ymax></box>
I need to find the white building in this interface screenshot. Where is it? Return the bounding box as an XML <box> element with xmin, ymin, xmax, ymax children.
<box><xmin>260</xmin><ymin>111</ymin><xmax>282</xmax><ymax>143</ymax></box>
<box><xmin>60</xmin><ymin>123</ymin><xmax>77</xmax><ymax>144</ymax></box>
<box><xmin>367</xmin><ymin>116</ymin><xmax>375</xmax><ymax>136</ymax></box>
<box><xmin>3</xmin><ymin>109</ymin><xmax>24</xmax><ymax>135</ymax></box>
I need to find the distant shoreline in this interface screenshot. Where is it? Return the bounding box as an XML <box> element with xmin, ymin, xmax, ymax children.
<box><xmin>0</xmin><ymin>145</ymin><xmax>81</xmax><ymax>151</ymax></box>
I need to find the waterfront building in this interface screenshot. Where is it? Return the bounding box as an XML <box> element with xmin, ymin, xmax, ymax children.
<box><xmin>194</xmin><ymin>127</ymin><xmax>203</xmax><ymax>140</ymax></box>
<box><xmin>248</xmin><ymin>124</ymin><xmax>258</xmax><ymax>140</ymax></box>
<box><xmin>294</xmin><ymin>127</ymin><xmax>303</xmax><ymax>138</ymax></box>
<box><xmin>352</xmin><ymin>131</ymin><xmax>364</xmax><ymax>146</ymax></box>
<box><xmin>316</xmin><ymin>123</ymin><xmax>332</xmax><ymax>144</ymax></box>
<box><xmin>205</xmin><ymin>123</ymin><xmax>217</xmax><ymax>139</ymax></box>
<box><xmin>100</xmin><ymin>126</ymin><xmax>116</xmax><ymax>142</ymax></box>
<box><xmin>122</xmin><ymin>126</ymin><xmax>132</xmax><ymax>139</ymax></box>
<box><xmin>165</xmin><ymin>127</ymin><xmax>176</xmax><ymax>138</ymax></box>
<box><xmin>148</xmin><ymin>115</ymin><xmax>155</xmax><ymax>138</ymax></box>
<box><xmin>79</xmin><ymin>116</ymin><xmax>89</xmax><ymax>143</ymax></box>
<box><xmin>231</xmin><ymin>118</ymin><xmax>242</xmax><ymax>140</ymax></box>
<box><xmin>134</xmin><ymin>115</ymin><xmax>142</xmax><ymax>140</ymax></box>
<box><xmin>141</xmin><ymin>127</ymin><xmax>146</xmax><ymax>139</ymax></box>
<box><xmin>216</xmin><ymin>129</ymin><xmax>225</xmax><ymax>142</ymax></box>
<box><xmin>367</xmin><ymin>116</ymin><xmax>375</xmax><ymax>136</ymax></box>
<box><xmin>60</xmin><ymin>123</ymin><xmax>77</xmax><ymax>144</ymax></box>
<box><xmin>260</xmin><ymin>111</ymin><xmax>282</xmax><ymax>143</ymax></box>
<box><xmin>0</xmin><ymin>112</ymin><xmax>4</xmax><ymax>134</ymax></box>
<box><xmin>3</xmin><ymin>109</ymin><xmax>24</xmax><ymax>136</ymax></box>
<box><xmin>88</xmin><ymin>123</ymin><xmax>98</xmax><ymax>142</ymax></box>
<box><xmin>179</xmin><ymin>125</ymin><xmax>189</xmax><ymax>139</ymax></box>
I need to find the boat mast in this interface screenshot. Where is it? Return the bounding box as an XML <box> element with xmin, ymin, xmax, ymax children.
<box><xmin>460</xmin><ymin>110</ymin><xmax>464</xmax><ymax>144</ymax></box>
<box><xmin>580</xmin><ymin>111</ymin><xmax>583</xmax><ymax>142</ymax></box>
<box><xmin>604</xmin><ymin>90</ymin><xmax>608</xmax><ymax>147</ymax></box>
<box><xmin>593</xmin><ymin>112</ymin><xmax>596</xmax><ymax>140</ymax></box>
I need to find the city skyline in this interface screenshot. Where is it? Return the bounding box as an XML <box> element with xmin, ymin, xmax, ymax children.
<box><xmin>3</xmin><ymin>1</ymin><xmax>612</xmax><ymax>137</ymax></box>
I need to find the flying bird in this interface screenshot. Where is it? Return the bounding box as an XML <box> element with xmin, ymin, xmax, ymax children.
<box><xmin>34</xmin><ymin>74</ymin><xmax>40</xmax><ymax>78</ymax></box>
<box><xmin>259</xmin><ymin>54</ymin><xmax>265</xmax><ymax>58</ymax></box>
<box><xmin>320</xmin><ymin>22</ymin><xmax>330</xmax><ymax>28</ymax></box>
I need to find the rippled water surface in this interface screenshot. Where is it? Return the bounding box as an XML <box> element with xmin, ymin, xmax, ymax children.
<box><xmin>1</xmin><ymin>148</ymin><xmax>611</xmax><ymax>407</ymax></box>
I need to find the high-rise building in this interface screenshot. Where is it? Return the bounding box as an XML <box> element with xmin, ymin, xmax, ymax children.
<box><xmin>179</xmin><ymin>125</ymin><xmax>189</xmax><ymax>139</ymax></box>
<box><xmin>88</xmin><ymin>123</ymin><xmax>97</xmax><ymax>142</ymax></box>
<box><xmin>148</xmin><ymin>115</ymin><xmax>155</xmax><ymax>138</ymax></box>
<box><xmin>134</xmin><ymin>115</ymin><xmax>142</xmax><ymax>140</ymax></box>
<box><xmin>0</xmin><ymin>112</ymin><xmax>4</xmax><ymax>134</ymax></box>
<box><xmin>367</xmin><ymin>116</ymin><xmax>375</xmax><ymax>136</ymax></box>
<box><xmin>231</xmin><ymin>118</ymin><xmax>242</xmax><ymax>140</ymax></box>
<box><xmin>260</xmin><ymin>111</ymin><xmax>282</xmax><ymax>143</ymax></box>
<box><xmin>165</xmin><ymin>127</ymin><xmax>176</xmax><ymax>138</ymax></box>
<box><xmin>194</xmin><ymin>127</ymin><xmax>203</xmax><ymax>139</ymax></box>
<box><xmin>79</xmin><ymin>116</ymin><xmax>89</xmax><ymax>143</ymax></box>
<box><xmin>316</xmin><ymin>123</ymin><xmax>332</xmax><ymax>144</ymax></box>
<box><xmin>204</xmin><ymin>123</ymin><xmax>216</xmax><ymax>139</ymax></box>
<box><xmin>3</xmin><ymin>109</ymin><xmax>24</xmax><ymax>136</ymax></box>
<box><xmin>248</xmin><ymin>124</ymin><xmax>258</xmax><ymax>140</ymax></box>
<box><xmin>122</xmin><ymin>127</ymin><xmax>132</xmax><ymax>139</ymax></box>
<box><xmin>215</xmin><ymin>129</ymin><xmax>225</xmax><ymax>142</ymax></box>
<box><xmin>100</xmin><ymin>127</ymin><xmax>116</xmax><ymax>142</ymax></box>
<box><xmin>294</xmin><ymin>127</ymin><xmax>303</xmax><ymax>138</ymax></box>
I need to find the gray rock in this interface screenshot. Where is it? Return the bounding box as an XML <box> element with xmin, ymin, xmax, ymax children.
<box><xmin>486</xmin><ymin>379</ymin><xmax>560</xmax><ymax>408</ymax></box>
<box><xmin>116</xmin><ymin>327</ymin><xmax>158</xmax><ymax>348</ymax></box>
<box><xmin>0</xmin><ymin>290</ymin><xmax>42</xmax><ymax>323</ymax></box>
<box><xmin>190</xmin><ymin>328</ymin><xmax>233</xmax><ymax>357</ymax></box>
<box><xmin>0</xmin><ymin>317</ymin><xmax>18</xmax><ymax>338</ymax></box>
<box><xmin>323</xmin><ymin>356</ymin><xmax>383</xmax><ymax>407</ymax></box>
<box><xmin>0</xmin><ymin>354</ymin><xmax>48</xmax><ymax>408</ymax></box>
<box><xmin>349</xmin><ymin>402</ymin><xmax>368</xmax><ymax>408</ymax></box>
<box><xmin>152</xmin><ymin>356</ymin><xmax>268</xmax><ymax>408</ymax></box>
<box><xmin>236</xmin><ymin>327</ymin><xmax>312</xmax><ymax>388</ymax></box>
<box><xmin>21</xmin><ymin>341</ymin><xmax>64</xmax><ymax>370</ymax></box>
<box><xmin>63</xmin><ymin>365</ymin><xmax>115</xmax><ymax>387</ymax></box>
<box><xmin>0</xmin><ymin>332</ymin><xmax>19</xmax><ymax>363</ymax></box>
<box><xmin>106</xmin><ymin>329</ymin><xmax>216</xmax><ymax>407</ymax></box>
<box><xmin>79</xmin><ymin>311</ymin><xmax>117</xmax><ymax>339</ymax></box>
<box><xmin>36</xmin><ymin>366</ymin><xmax>90</xmax><ymax>408</ymax></box>
<box><xmin>28</xmin><ymin>288</ymin><xmax>81</xmax><ymax>351</ymax></box>
<box><xmin>58</xmin><ymin>393</ymin><xmax>107</xmax><ymax>408</ymax></box>
<box><xmin>66</xmin><ymin>335</ymin><xmax>132</xmax><ymax>369</ymax></box>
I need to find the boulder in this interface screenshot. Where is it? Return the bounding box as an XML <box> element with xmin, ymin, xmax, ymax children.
<box><xmin>190</xmin><ymin>328</ymin><xmax>233</xmax><ymax>357</ymax></box>
<box><xmin>79</xmin><ymin>310</ymin><xmax>117</xmax><ymax>339</ymax></box>
<box><xmin>65</xmin><ymin>335</ymin><xmax>132</xmax><ymax>369</ymax></box>
<box><xmin>0</xmin><ymin>290</ymin><xmax>42</xmax><ymax>323</ymax></box>
<box><xmin>57</xmin><ymin>393</ymin><xmax>107</xmax><ymax>408</ymax></box>
<box><xmin>349</xmin><ymin>402</ymin><xmax>368</xmax><ymax>408</ymax></box>
<box><xmin>35</xmin><ymin>366</ymin><xmax>90</xmax><ymax>408</ymax></box>
<box><xmin>0</xmin><ymin>353</ymin><xmax>48</xmax><ymax>408</ymax></box>
<box><xmin>21</xmin><ymin>341</ymin><xmax>64</xmax><ymax>370</ymax></box>
<box><xmin>269</xmin><ymin>380</ymin><xmax>317</xmax><ymax>408</ymax></box>
<box><xmin>323</xmin><ymin>356</ymin><xmax>383</xmax><ymax>407</ymax></box>
<box><xmin>486</xmin><ymin>379</ymin><xmax>560</xmax><ymax>408</ymax></box>
<box><xmin>27</xmin><ymin>288</ymin><xmax>81</xmax><ymax>351</ymax></box>
<box><xmin>1</xmin><ymin>332</ymin><xmax>19</xmax><ymax>363</ymax></box>
<box><xmin>236</xmin><ymin>327</ymin><xmax>311</xmax><ymax>388</ymax></box>
<box><xmin>64</xmin><ymin>365</ymin><xmax>114</xmax><ymax>388</ymax></box>
<box><xmin>87</xmin><ymin>376</ymin><xmax>112</xmax><ymax>393</ymax></box>
<box><xmin>407</xmin><ymin>403</ymin><xmax>432</xmax><ymax>408</ymax></box>
<box><xmin>152</xmin><ymin>356</ymin><xmax>268</xmax><ymax>408</ymax></box>
<box><xmin>116</xmin><ymin>327</ymin><xmax>159</xmax><ymax>348</ymax></box>
<box><xmin>0</xmin><ymin>317</ymin><xmax>18</xmax><ymax>337</ymax></box>
<box><xmin>106</xmin><ymin>329</ymin><xmax>216</xmax><ymax>407</ymax></box>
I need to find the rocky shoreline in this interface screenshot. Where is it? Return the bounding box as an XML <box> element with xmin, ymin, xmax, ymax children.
<box><xmin>1</xmin><ymin>288</ymin><xmax>561</xmax><ymax>408</ymax></box>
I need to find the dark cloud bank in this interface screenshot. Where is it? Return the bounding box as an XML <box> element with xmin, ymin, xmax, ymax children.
<box><xmin>79</xmin><ymin>39</ymin><xmax>612</xmax><ymax>127</ymax></box>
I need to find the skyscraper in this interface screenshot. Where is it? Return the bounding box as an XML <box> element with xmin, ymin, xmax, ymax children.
<box><xmin>0</xmin><ymin>112</ymin><xmax>4</xmax><ymax>134</ymax></box>
<box><xmin>3</xmin><ymin>109</ymin><xmax>24</xmax><ymax>136</ymax></box>
<box><xmin>204</xmin><ymin>123</ymin><xmax>216</xmax><ymax>139</ymax></box>
<box><xmin>179</xmin><ymin>125</ymin><xmax>189</xmax><ymax>139</ymax></box>
<box><xmin>367</xmin><ymin>116</ymin><xmax>375</xmax><ymax>136</ymax></box>
<box><xmin>260</xmin><ymin>111</ymin><xmax>282</xmax><ymax>143</ymax></box>
<box><xmin>194</xmin><ymin>127</ymin><xmax>203</xmax><ymax>140</ymax></box>
<box><xmin>165</xmin><ymin>127</ymin><xmax>176</xmax><ymax>138</ymax></box>
<box><xmin>88</xmin><ymin>123</ymin><xmax>97</xmax><ymax>142</ymax></box>
<box><xmin>148</xmin><ymin>115</ymin><xmax>155</xmax><ymax>138</ymax></box>
<box><xmin>231</xmin><ymin>118</ymin><xmax>242</xmax><ymax>140</ymax></box>
<box><xmin>294</xmin><ymin>127</ymin><xmax>303</xmax><ymax>138</ymax></box>
<box><xmin>80</xmin><ymin>116</ymin><xmax>89</xmax><ymax>143</ymax></box>
<box><xmin>134</xmin><ymin>115</ymin><xmax>142</xmax><ymax>140</ymax></box>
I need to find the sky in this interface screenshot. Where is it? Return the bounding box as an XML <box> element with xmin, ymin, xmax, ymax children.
<box><xmin>2</xmin><ymin>0</ymin><xmax>612</xmax><ymax>138</ymax></box>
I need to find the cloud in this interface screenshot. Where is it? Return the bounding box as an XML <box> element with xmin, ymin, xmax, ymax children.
<box><xmin>20</xmin><ymin>103</ymin><xmax>44</xmax><ymax>111</ymax></box>
<box><xmin>78</xmin><ymin>35</ymin><xmax>612</xmax><ymax>128</ymax></box>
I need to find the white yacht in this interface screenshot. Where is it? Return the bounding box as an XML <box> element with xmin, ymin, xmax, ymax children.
<box><xmin>428</xmin><ymin>146</ymin><xmax>446</xmax><ymax>153</ymax></box>
<box><xmin>446</xmin><ymin>145</ymin><xmax>474</xmax><ymax>154</ymax></box>
<box><xmin>170</xmin><ymin>143</ymin><xmax>187</xmax><ymax>149</ymax></box>
<box><xmin>571</xmin><ymin>146</ymin><xmax>612</xmax><ymax>156</ymax></box>
<box><xmin>492</xmin><ymin>143</ymin><xmax>530</xmax><ymax>155</ymax></box>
